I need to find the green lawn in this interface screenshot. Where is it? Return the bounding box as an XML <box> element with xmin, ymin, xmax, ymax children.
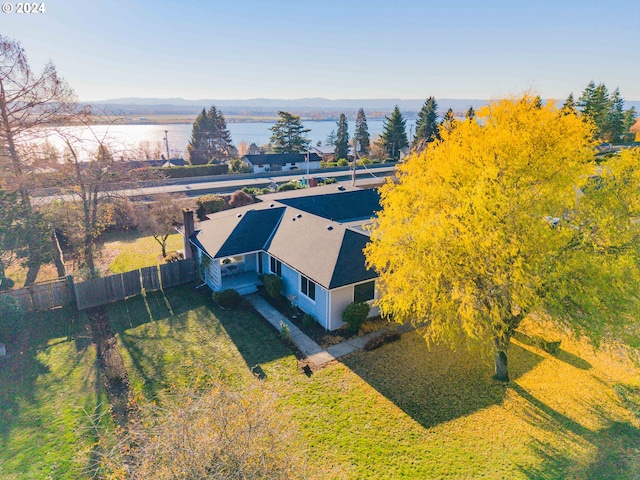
<box><xmin>106</xmin><ymin>231</ymin><xmax>183</xmax><ymax>274</ymax></box>
<box><xmin>106</xmin><ymin>287</ymin><xmax>640</xmax><ymax>479</ymax></box>
<box><xmin>0</xmin><ymin>308</ymin><xmax>113</xmax><ymax>479</ymax></box>
<box><xmin>2</xmin><ymin>286</ymin><xmax>639</xmax><ymax>478</ymax></box>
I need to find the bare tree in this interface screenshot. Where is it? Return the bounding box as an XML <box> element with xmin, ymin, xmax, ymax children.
<box><xmin>93</xmin><ymin>379</ymin><xmax>306</xmax><ymax>479</ymax></box>
<box><xmin>53</xmin><ymin>110</ymin><xmax>159</xmax><ymax>278</ymax></box>
<box><xmin>0</xmin><ymin>35</ymin><xmax>75</xmax><ymax>284</ymax></box>
<box><xmin>135</xmin><ymin>194</ymin><xmax>185</xmax><ymax>258</ymax></box>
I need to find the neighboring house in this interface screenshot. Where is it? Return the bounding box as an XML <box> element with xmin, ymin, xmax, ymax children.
<box><xmin>311</xmin><ymin>145</ymin><xmax>356</xmax><ymax>160</ymax></box>
<box><xmin>182</xmin><ymin>185</ymin><xmax>381</xmax><ymax>330</ymax></box>
<box><xmin>122</xmin><ymin>158</ymin><xmax>187</xmax><ymax>168</ymax></box>
<box><xmin>242</xmin><ymin>153</ymin><xmax>322</xmax><ymax>173</ymax></box>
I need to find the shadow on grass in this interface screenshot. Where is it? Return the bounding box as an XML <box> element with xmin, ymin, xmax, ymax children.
<box><xmin>214</xmin><ymin>304</ymin><xmax>293</xmax><ymax>376</ymax></box>
<box><xmin>513</xmin><ymin>384</ymin><xmax>640</xmax><ymax>479</ymax></box>
<box><xmin>108</xmin><ymin>286</ymin><xmax>291</xmax><ymax>387</ymax></box>
<box><xmin>342</xmin><ymin>331</ymin><xmax>544</xmax><ymax>429</ymax></box>
<box><xmin>513</xmin><ymin>331</ymin><xmax>592</xmax><ymax>370</ymax></box>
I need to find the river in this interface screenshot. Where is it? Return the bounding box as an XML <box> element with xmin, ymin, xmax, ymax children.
<box><xmin>47</xmin><ymin>120</ymin><xmax>388</xmax><ymax>159</ymax></box>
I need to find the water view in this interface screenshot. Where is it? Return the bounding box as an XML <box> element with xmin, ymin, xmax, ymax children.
<box><xmin>48</xmin><ymin>120</ymin><xmax>388</xmax><ymax>159</ymax></box>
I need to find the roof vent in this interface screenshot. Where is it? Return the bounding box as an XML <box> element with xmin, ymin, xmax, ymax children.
<box><xmin>326</xmin><ymin>225</ymin><xmax>333</xmax><ymax>231</ymax></box>
<box><xmin>269</xmin><ymin>203</ymin><xmax>275</xmax><ymax>207</ymax></box>
<box><xmin>292</xmin><ymin>217</ymin><xmax>296</xmax><ymax>221</ymax></box>
<box><xmin>237</xmin><ymin>213</ymin><xmax>242</xmax><ymax>218</ymax></box>
<box><xmin>296</xmin><ymin>213</ymin><xmax>302</xmax><ymax>218</ymax></box>
<box><xmin>337</xmin><ymin>186</ymin><xmax>346</xmax><ymax>191</ymax></box>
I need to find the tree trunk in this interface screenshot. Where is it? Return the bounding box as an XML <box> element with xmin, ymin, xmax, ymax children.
<box><xmin>84</xmin><ymin>234</ymin><xmax>96</xmax><ymax>278</ymax></box>
<box><xmin>494</xmin><ymin>349</ymin><xmax>509</xmax><ymax>382</ymax></box>
<box><xmin>493</xmin><ymin>335</ymin><xmax>510</xmax><ymax>382</ymax></box>
<box><xmin>24</xmin><ymin>253</ymin><xmax>41</xmax><ymax>286</ymax></box>
<box><xmin>51</xmin><ymin>228</ymin><xmax>66</xmax><ymax>278</ymax></box>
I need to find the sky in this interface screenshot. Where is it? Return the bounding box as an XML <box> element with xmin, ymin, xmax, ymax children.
<box><xmin>2</xmin><ymin>0</ymin><xmax>639</xmax><ymax>102</ymax></box>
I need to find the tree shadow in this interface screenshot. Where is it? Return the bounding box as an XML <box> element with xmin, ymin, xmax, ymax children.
<box><xmin>554</xmin><ymin>349</ymin><xmax>592</xmax><ymax>370</ymax></box>
<box><xmin>513</xmin><ymin>331</ymin><xmax>592</xmax><ymax>370</ymax></box>
<box><xmin>342</xmin><ymin>331</ymin><xmax>544</xmax><ymax>429</ymax></box>
<box><xmin>214</xmin><ymin>304</ymin><xmax>293</xmax><ymax>375</ymax></box>
<box><xmin>513</xmin><ymin>384</ymin><xmax>640</xmax><ymax>479</ymax></box>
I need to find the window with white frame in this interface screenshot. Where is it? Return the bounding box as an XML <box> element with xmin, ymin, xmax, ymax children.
<box><xmin>300</xmin><ymin>275</ymin><xmax>316</xmax><ymax>301</ymax></box>
<box><xmin>354</xmin><ymin>280</ymin><xmax>375</xmax><ymax>303</ymax></box>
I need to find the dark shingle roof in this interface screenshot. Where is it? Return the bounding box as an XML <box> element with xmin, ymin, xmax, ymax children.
<box><xmin>277</xmin><ymin>189</ymin><xmax>380</xmax><ymax>222</ymax></box>
<box><xmin>192</xmin><ymin>188</ymin><xmax>380</xmax><ymax>289</ymax></box>
<box><xmin>243</xmin><ymin>153</ymin><xmax>322</xmax><ymax>166</ymax></box>
<box><xmin>329</xmin><ymin>229</ymin><xmax>377</xmax><ymax>288</ymax></box>
<box><xmin>192</xmin><ymin>204</ymin><xmax>285</xmax><ymax>259</ymax></box>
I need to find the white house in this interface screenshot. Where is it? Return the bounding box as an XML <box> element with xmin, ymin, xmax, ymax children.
<box><xmin>182</xmin><ymin>185</ymin><xmax>381</xmax><ymax>331</ymax></box>
<box><xmin>242</xmin><ymin>153</ymin><xmax>322</xmax><ymax>173</ymax></box>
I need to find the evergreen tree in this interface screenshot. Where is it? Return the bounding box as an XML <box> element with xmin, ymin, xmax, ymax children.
<box><xmin>187</xmin><ymin>106</ymin><xmax>233</xmax><ymax>165</ymax></box>
<box><xmin>326</xmin><ymin>129</ymin><xmax>336</xmax><ymax>146</ymax></box>
<box><xmin>465</xmin><ymin>106</ymin><xmax>476</xmax><ymax>121</ymax></box>
<box><xmin>607</xmin><ymin>88</ymin><xmax>625</xmax><ymax>141</ymax></box>
<box><xmin>354</xmin><ymin>108</ymin><xmax>370</xmax><ymax>155</ymax></box>
<box><xmin>622</xmin><ymin>107</ymin><xmax>637</xmax><ymax>141</ymax></box>
<box><xmin>378</xmin><ymin>105</ymin><xmax>408</xmax><ymax>160</ymax></box>
<box><xmin>414</xmin><ymin>97</ymin><xmax>439</xmax><ymax>149</ymax></box>
<box><xmin>561</xmin><ymin>93</ymin><xmax>578</xmax><ymax>115</ymax></box>
<box><xmin>334</xmin><ymin>114</ymin><xmax>349</xmax><ymax>160</ymax></box>
<box><xmin>269</xmin><ymin>111</ymin><xmax>310</xmax><ymax>153</ymax></box>
<box><xmin>579</xmin><ymin>82</ymin><xmax>610</xmax><ymax>140</ymax></box>
<box><xmin>441</xmin><ymin>108</ymin><xmax>457</xmax><ymax>134</ymax></box>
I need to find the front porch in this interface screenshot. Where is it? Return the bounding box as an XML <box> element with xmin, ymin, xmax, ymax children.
<box><xmin>221</xmin><ymin>270</ymin><xmax>261</xmax><ymax>296</ymax></box>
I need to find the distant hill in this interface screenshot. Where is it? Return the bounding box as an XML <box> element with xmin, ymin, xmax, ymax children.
<box><xmin>87</xmin><ymin>97</ymin><xmax>640</xmax><ymax>120</ymax></box>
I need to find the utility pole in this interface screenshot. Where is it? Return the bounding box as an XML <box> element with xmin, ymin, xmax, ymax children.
<box><xmin>164</xmin><ymin>130</ymin><xmax>170</xmax><ymax>161</ymax></box>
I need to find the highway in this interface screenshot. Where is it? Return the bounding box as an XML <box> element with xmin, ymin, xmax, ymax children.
<box><xmin>31</xmin><ymin>165</ymin><xmax>397</xmax><ymax>205</ymax></box>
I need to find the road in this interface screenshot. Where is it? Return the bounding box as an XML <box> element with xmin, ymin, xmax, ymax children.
<box><xmin>32</xmin><ymin>166</ymin><xmax>397</xmax><ymax>205</ymax></box>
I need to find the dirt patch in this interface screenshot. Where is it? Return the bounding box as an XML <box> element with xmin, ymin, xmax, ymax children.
<box><xmin>86</xmin><ymin>307</ymin><xmax>136</xmax><ymax>430</ymax></box>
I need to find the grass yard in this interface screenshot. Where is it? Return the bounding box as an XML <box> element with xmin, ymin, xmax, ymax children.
<box><xmin>0</xmin><ymin>308</ymin><xmax>113</xmax><ymax>479</ymax></box>
<box><xmin>103</xmin><ymin>230</ymin><xmax>183</xmax><ymax>274</ymax></box>
<box><xmin>3</xmin><ymin>230</ymin><xmax>184</xmax><ymax>288</ymax></box>
<box><xmin>102</xmin><ymin>286</ymin><xmax>640</xmax><ymax>479</ymax></box>
<box><xmin>1</xmin><ymin>285</ymin><xmax>638</xmax><ymax>478</ymax></box>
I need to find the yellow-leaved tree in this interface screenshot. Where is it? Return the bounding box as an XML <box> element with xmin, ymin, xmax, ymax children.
<box><xmin>365</xmin><ymin>95</ymin><xmax>640</xmax><ymax>381</ymax></box>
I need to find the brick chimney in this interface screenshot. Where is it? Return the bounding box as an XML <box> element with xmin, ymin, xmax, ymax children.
<box><xmin>182</xmin><ymin>208</ymin><xmax>195</xmax><ymax>259</ymax></box>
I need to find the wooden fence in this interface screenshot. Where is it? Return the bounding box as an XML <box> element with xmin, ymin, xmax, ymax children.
<box><xmin>0</xmin><ymin>276</ymin><xmax>75</xmax><ymax>312</ymax></box>
<box><xmin>1</xmin><ymin>259</ymin><xmax>196</xmax><ymax>312</ymax></box>
<box><xmin>74</xmin><ymin>259</ymin><xmax>196</xmax><ymax>310</ymax></box>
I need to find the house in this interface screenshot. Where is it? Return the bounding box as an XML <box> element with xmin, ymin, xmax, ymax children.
<box><xmin>182</xmin><ymin>184</ymin><xmax>381</xmax><ymax>330</ymax></box>
<box><xmin>242</xmin><ymin>153</ymin><xmax>322</xmax><ymax>173</ymax></box>
<box><xmin>311</xmin><ymin>145</ymin><xmax>356</xmax><ymax>160</ymax></box>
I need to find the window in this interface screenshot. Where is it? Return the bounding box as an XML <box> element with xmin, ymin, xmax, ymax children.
<box><xmin>354</xmin><ymin>281</ymin><xmax>375</xmax><ymax>303</ymax></box>
<box><xmin>270</xmin><ymin>256</ymin><xmax>281</xmax><ymax>277</ymax></box>
<box><xmin>300</xmin><ymin>275</ymin><xmax>316</xmax><ymax>301</ymax></box>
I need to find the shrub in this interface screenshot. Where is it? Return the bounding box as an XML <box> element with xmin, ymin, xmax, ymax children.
<box><xmin>539</xmin><ymin>339</ymin><xmax>562</xmax><ymax>354</ymax></box>
<box><xmin>277</xmin><ymin>181</ymin><xmax>303</xmax><ymax>192</ymax></box>
<box><xmin>229</xmin><ymin>190</ymin><xmax>255</xmax><ymax>208</ymax></box>
<box><xmin>279</xmin><ymin>321</ymin><xmax>292</xmax><ymax>343</ymax></box>
<box><xmin>0</xmin><ymin>277</ymin><xmax>15</xmax><ymax>291</ymax></box>
<box><xmin>318</xmin><ymin>177</ymin><xmax>336</xmax><ymax>185</ymax></box>
<box><xmin>336</xmin><ymin>158</ymin><xmax>349</xmax><ymax>166</ymax></box>
<box><xmin>164</xmin><ymin>251</ymin><xmax>184</xmax><ymax>263</ymax></box>
<box><xmin>358</xmin><ymin>158</ymin><xmax>373</xmax><ymax>166</ymax></box>
<box><xmin>196</xmin><ymin>194</ymin><xmax>225</xmax><ymax>219</ymax></box>
<box><xmin>321</xmin><ymin>161</ymin><xmax>337</xmax><ymax>168</ymax></box>
<box><xmin>363</xmin><ymin>331</ymin><xmax>401</xmax><ymax>351</ymax></box>
<box><xmin>212</xmin><ymin>289</ymin><xmax>242</xmax><ymax>309</ymax></box>
<box><xmin>263</xmin><ymin>274</ymin><xmax>283</xmax><ymax>299</ymax></box>
<box><xmin>150</xmin><ymin>164</ymin><xmax>229</xmax><ymax>178</ymax></box>
<box><xmin>229</xmin><ymin>158</ymin><xmax>253</xmax><ymax>174</ymax></box>
<box><xmin>302</xmin><ymin>313</ymin><xmax>316</xmax><ymax>327</ymax></box>
<box><xmin>342</xmin><ymin>301</ymin><xmax>371</xmax><ymax>333</ymax></box>
<box><xmin>0</xmin><ymin>295</ymin><xmax>24</xmax><ymax>341</ymax></box>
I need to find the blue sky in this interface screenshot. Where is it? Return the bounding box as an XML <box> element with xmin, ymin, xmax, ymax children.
<box><xmin>3</xmin><ymin>0</ymin><xmax>639</xmax><ymax>101</ymax></box>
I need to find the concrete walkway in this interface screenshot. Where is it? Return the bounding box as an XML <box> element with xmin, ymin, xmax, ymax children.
<box><xmin>246</xmin><ymin>294</ymin><xmax>414</xmax><ymax>367</ymax></box>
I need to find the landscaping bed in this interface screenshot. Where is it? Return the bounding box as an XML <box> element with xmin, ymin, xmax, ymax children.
<box><xmin>256</xmin><ymin>287</ymin><xmax>389</xmax><ymax>348</ymax></box>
